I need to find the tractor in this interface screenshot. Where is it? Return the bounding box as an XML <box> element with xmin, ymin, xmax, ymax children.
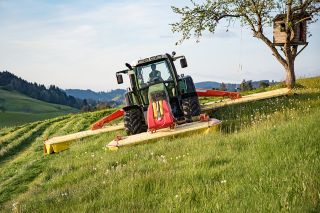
<box><xmin>116</xmin><ymin>52</ymin><xmax>201</xmax><ymax>135</ymax></box>
<box><xmin>45</xmin><ymin>52</ymin><xmax>293</xmax><ymax>154</ymax></box>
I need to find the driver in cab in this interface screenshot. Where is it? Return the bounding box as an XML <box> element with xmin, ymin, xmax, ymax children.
<box><xmin>149</xmin><ymin>64</ymin><xmax>162</xmax><ymax>82</ymax></box>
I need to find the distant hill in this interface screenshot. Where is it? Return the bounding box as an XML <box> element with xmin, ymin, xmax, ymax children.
<box><xmin>0</xmin><ymin>71</ymin><xmax>83</xmax><ymax>109</ymax></box>
<box><xmin>195</xmin><ymin>80</ymin><xmax>272</xmax><ymax>91</ymax></box>
<box><xmin>0</xmin><ymin>70</ymin><xmax>275</xmax><ymax>110</ymax></box>
<box><xmin>65</xmin><ymin>89</ymin><xmax>126</xmax><ymax>105</ymax></box>
<box><xmin>66</xmin><ymin>80</ymin><xmax>274</xmax><ymax>103</ymax></box>
<box><xmin>194</xmin><ymin>81</ymin><xmax>220</xmax><ymax>89</ymax></box>
<box><xmin>0</xmin><ymin>88</ymin><xmax>78</xmax><ymax>127</ymax></box>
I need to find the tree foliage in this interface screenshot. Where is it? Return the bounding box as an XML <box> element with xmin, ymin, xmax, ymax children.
<box><xmin>259</xmin><ymin>81</ymin><xmax>270</xmax><ymax>88</ymax></box>
<box><xmin>220</xmin><ymin>82</ymin><xmax>227</xmax><ymax>91</ymax></box>
<box><xmin>240</xmin><ymin>79</ymin><xmax>253</xmax><ymax>91</ymax></box>
<box><xmin>172</xmin><ymin>0</ymin><xmax>319</xmax><ymax>43</ymax></box>
<box><xmin>172</xmin><ymin>0</ymin><xmax>320</xmax><ymax>88</ymax></box>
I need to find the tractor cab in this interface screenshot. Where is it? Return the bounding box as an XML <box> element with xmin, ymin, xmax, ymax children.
<box><xmin>135</xmin><ymin>56</ymin><xmax>178</xmax><ymax>104</ymax></box>
<box><xmin>116</xmin><ymin>52</ymin><xmax>201</xmax><ymax>135</ymax></box>
<box><xmin>137</xmin><ymin>59</ymin><xmax>172</xmax><ymax>87</ymax></box>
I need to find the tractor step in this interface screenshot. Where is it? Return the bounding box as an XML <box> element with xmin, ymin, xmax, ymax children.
<box><xmin>106</xmin><ymin>118</ymin><xmax>221</xmax><ymax>150</ymax></box>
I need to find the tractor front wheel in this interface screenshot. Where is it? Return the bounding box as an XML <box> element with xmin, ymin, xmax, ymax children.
<box><xmin>182</xmin><ymin>96</ymin><xmax>201</xmax><ymax>122</ymax></box>
<box><xmin>124</xmin><ymin>108</ymin><xmax>147</xmax><ymax>135</ymax></box>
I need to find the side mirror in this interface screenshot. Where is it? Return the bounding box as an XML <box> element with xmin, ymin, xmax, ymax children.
<box><xmin>125</xmin><ymin>63</ymin><xmax>133</xmax><ymax>70</ymax></box>
<box><xmin>180</xmin><ymin>58</ymin><xmax>188</xmax><ymax>68</ymax></box>
<box><xmin>116</xmin><ymin>74</ymin><xmax>123</xmax><ymax>84</ymax></box>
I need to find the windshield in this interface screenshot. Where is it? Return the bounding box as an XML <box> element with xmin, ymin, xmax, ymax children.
<box><xmin>136</xmin><ymin>60</ymin><xmax>172</xmax><ymax>88</ymax></box>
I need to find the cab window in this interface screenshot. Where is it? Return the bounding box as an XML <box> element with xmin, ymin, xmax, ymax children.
<box><xmin>136</xmin><ymin>60</ymin><xmax>172</xmax><ymax>88</ymax></box>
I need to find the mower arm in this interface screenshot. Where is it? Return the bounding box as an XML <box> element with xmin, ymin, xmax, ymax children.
<box><xmin>91</xmin><ymin>109</ymin><xmax>124</xmax><ymax>130</ymax></box>
<box><xmin>196</xmin><ymin>89</ymin><xmax>241</xmax><ymax>99</ymax></box>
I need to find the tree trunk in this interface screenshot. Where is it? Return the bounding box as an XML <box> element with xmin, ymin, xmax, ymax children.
<box><xmin>285</xmin><ymin>61</ymin><xmax>295</xmax><ymax>89</ymax></box>
<box><xmin>255</xmin><ymin>32</ymin><xmax>297</xmax><ymax>89</ymax></box>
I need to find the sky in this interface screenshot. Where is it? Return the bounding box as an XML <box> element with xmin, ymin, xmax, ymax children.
<box><xmin>0</xmin><ymin>0</ymin><xmax>319</xmax><ymax>91</ymax></box>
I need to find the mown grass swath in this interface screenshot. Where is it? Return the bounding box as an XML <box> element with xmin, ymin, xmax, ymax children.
<box><xmin>0</xmin><ymin>77</ymin><xmax>319</xmax><ymax>212</ymax></box>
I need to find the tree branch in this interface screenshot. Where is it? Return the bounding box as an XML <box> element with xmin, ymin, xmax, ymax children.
<box><xmin>292</xmin><ymin>0</ymin><xmax>314</xmax><ymax>12</ymax></box>
<box><xmin>250</xmin><ymin>0</ymin><xmax>263</xmax><ymax>32</ymax></box>
<box><xmin>291</xmin><ymin>45</ymin><xmax>298</xmax><ymax>59</ymax></box>
<box><xmin>307</xmin><ymin>6</ymin><xmax>320</xmax><ymax>14</ymax></box>
<box><xmin>255</xmin><ymin>32</ymin><xmax>287</xmax><ymax>67</ymax></box>
<box><xmin>284</xmin><ymin>0</ymin><xmax>294</xmax><ymax>68</ymax></box>
<box><xmin>243</xmin><ymin>14</ymin><xmax>257</xmax><ymax>32</ymax></box>
<box><xmin>215</xmin><ymin>14</ymin><xmax>241</xmax><ymax>21</ymax></box>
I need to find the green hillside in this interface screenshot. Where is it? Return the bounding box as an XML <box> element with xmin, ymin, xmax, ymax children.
<box><xmin>0</xmin><ymin>77</ymin><xmax>319</xmax><ymax>212</ymax></box>
<box><xmin>0</xmin><ymin>88</ymin><xmax>78</xmax><ymax>128</ymax></box>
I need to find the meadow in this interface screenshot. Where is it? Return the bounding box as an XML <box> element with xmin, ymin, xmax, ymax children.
<box><xmin>0</xmin><ymin>88</ymin><xmax>78</xmax><ymax>127</ymax></box>
<box><xmin>0</xmin><ymin>77</ymin><xmax>319</xmax><ymax>212</ymax></box>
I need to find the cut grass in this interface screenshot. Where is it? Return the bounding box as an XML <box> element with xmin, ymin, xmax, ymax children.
<box><xmin>0</xmin><ymin>112</ymin><xmax>71</xmax><ymax>128</ymax></box>
<box><xmin>0</xmin><ymin>76</ymin><xmax>319</xmax><ymax>212</ymax></box>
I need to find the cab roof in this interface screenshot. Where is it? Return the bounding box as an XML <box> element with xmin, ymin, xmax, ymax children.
<box><xmin>136</xmin><ymin>54</ymin><xmax>169</xmax><ymax>66</ymax></box>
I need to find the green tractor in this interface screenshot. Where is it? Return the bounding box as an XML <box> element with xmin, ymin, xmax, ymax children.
<box><xmin>116</xmin><ymin>52</ymin><xmax>201</xmax><ymax>135</ymax></box>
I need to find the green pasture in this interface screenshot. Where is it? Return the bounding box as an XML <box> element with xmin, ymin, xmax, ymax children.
<box><xmin>0</xmin><ymin>89</ymin><xmax>78</xmax><ymax>128</ymax></box>
<box><xmin>0</xmin><ymin>77</ymin><xmax>319</xmax><ymax>212</ymax></box>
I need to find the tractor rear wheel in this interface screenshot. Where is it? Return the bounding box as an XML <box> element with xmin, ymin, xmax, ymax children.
<box><xmin>182</xmin><ymin>96</ymin><xmax>201</xmax><ymax>122</ymax></box>
<box><xmin>124</xmin><ymin>108</ymin><xmax>147</xmax><ymax>135</ymax></box>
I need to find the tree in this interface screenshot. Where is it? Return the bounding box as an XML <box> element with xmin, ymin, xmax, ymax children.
<box><xmin>240</xmin><ymin>79</ymin><xmax>248</xmax><ymax>91</ymax></box>
<box><xmin>240</xmin><ymin>79</ymin><xmax>253</xmax><ymax>91</ymax></box>
<box><xmin>220</xmin><ymin>82</ymin><xmax>227</xmax><ymax>91</ymax></box>
<box><xmin>81</xmin><ymin>99</ymin><xmax>92</xmax><ymax>112</ymax></box>
<box><xmin>259</xmin><ymin>81</ymin><xmax>270</xmax><ymax>88</ymax></box>
<box><xmin>96</xmin><ymin>102</ymin><xmax>110</xmax><ymax>110</ymax></box>
<box><xmin>171</xmin><ymin>0</ymin><xmax>320</xmax><ymax>88</ymax></box>
<box><xmin>247</xmin><ymin>80</ymin><xmax>253</xmax><ymax>90</ymax></box>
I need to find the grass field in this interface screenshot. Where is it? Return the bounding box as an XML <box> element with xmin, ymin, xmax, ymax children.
<box><xmin>0</xmin><ymin>77</ymin><xmax>319</xmax><ymax>212</ymax></box>
<box><xmin>0</xmin><ymin>88</ymin><xmax>78</xmax><ymax>128</ymax></box>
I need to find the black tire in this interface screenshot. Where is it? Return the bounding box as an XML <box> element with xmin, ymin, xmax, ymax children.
<box><xmin>124</xmin><ymin>108</ymin><xmax>147</xmax><ymax>135</ymax></box>
<box><xmin>182</xmin><ymin>96</ymin><xmax>201</xmax><ymax>122</ymax></box>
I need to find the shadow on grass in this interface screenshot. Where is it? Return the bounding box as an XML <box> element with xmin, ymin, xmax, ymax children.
<box><xmin>206</xmin><ymin>158</ymin><xmax>230</xmax><ymax>168</ymax></box>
